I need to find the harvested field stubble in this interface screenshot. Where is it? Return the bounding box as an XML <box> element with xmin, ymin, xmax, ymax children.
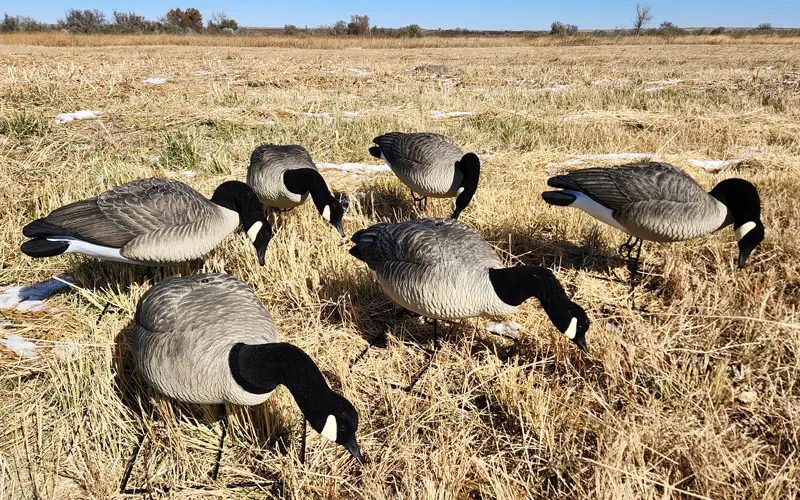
<box><xmin>1</xmin><ymin>37</ymin><xmax>799</xmax><ymax>498</ymax></box>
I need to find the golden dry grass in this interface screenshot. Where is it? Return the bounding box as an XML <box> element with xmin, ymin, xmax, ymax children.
<box><xmin>1</xmin><ymin>39</ymin><xmax>799</xmax><ymax>499</ymax></box>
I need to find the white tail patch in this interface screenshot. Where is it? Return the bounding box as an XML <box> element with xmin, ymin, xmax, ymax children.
<box><xmin>320</xmin><ymin>414</ymin><xmax>337</xmax><ymax>442</ymax></box>
<box><xmin>562</xmin><ymin>191</ymin><xmax>628</xmax><ymax>233</ymax></box>
<box><xmin>48</xmin><ymin>237</ymin><xmax>136</xmax><ymax>264</ymax></box>
<box><xmin>246</xmin><ymin>221</ymin><xmax>263</xmax><ymax>242</ymax></box>
<box><xmin>735</xmin><ymin>221</ymin><xmax>757</xmax><ymax>241</ymax></box>
<box><xmin>322</xmin><ymin>205</ymin><xmax>331</xmax><ymax>222</ymax></box>
<box><xmin>564</xmin><ymin>317</ymin><xmax>578</xmax><ymax>340</ymax></box>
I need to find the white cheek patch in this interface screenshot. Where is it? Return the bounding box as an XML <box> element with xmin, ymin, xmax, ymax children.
<box><xmin>246</xmin><ymin>221</ymin><xmax>263</xmax><ymax>242</ymax></box>
<box><xmin>564</xmin><ymin>317</ymin><xmax>578</xmax><ymax>340</ymax></box>
<box><xmin>735</xmin><ymin>221</ymin><xmax>757</xmax><ymax>241</ymax></box>
<box><xmin>320</xmin><ymin>414</ymin><xmax>337</xmax><ymax>442</ymax></box>
<box><xmin>457</xmin><ymin>187</ymin><xmax>465</xmax><ymax>196</ymax></box>
<box><xmin>322</xmin><ymin>205</ymin><xmax>331</xmax><ymax>222</ymax></box>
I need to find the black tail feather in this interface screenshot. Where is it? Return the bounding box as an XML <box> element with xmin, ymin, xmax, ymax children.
<box><xmin>546</xmin><ymin>175</ymin><xmax>582</xmax><ymax>191</ymax></box>
<box><xmin>21</xmin><ymin>238</ymin><xmax>69</xmax><ymax>258</ymax></box>
<box><xmin>541</xmin><ymin>191</ymin><xmax>577</xmax><ymax>206</ymax></box>
<box><xmin>368</xmin><ymin>147</ymin><xmax>382</xmax><ymax>159</ymax></box>
<box><xmin>22</xmin><ymin>218</ymin><xmax>65</xmax><ymax>238</ymax></box>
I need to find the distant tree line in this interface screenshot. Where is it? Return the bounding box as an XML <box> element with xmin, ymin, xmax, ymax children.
<box><xmin>0</xmin><ymin>6</ymin><xmax>791</xmax><ymax>37</ymax></box>
<box><xmin>1</xmin><ymin>8</ymin><xmax>241</xmax><ymax>34</ymax></box>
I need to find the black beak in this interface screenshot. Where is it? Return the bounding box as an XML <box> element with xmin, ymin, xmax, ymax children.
<box><xmin>257</xmin><ymin>247</ymin><xmax>266</xmax><ymax>266</ymax></box>
<box><xmin>341</xmin><ymin>437</ymin><xmax>364</xmax><ymax>464</ymax></box>
<box><xmin>575</xmin><ymin>339</ymin><xmax>588</xmax><ymax>353</ymax></box>
<box><xmin>451</xmin><ymin>207</ymin><xmax>463</xmax><ymax>220</ymax></box>
<box><xmin>738</xmin><ymin>246</ymin><xmax>753</xmax><ymax>269</ymax></box>
<box><xmin>334</xmin><ymin>221</ymin><xmax>345</xmax><ymax>238</ymax></box>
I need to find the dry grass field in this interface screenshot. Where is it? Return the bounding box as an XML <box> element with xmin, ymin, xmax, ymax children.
<box><xmin>1</xmin><ymin>34</ymin><xmax>799</xmax><ymax>498</ymax></box>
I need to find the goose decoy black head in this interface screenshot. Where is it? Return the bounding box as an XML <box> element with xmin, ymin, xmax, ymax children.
<box><xmin>212</xmin><ymin>181</ymin><xmax>274</xmax><ymax>265</ymax></box>
<box><xmin>452</xmin><ymin>152</ymin><xmax>481</xmax><ymax>219</ymax></box>
<box><xmin>709</xmin><ymin>178</ymin><xmax>764</xmax><ymax>268</ymax></box>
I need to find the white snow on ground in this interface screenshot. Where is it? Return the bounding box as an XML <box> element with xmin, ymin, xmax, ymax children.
<box><xmin>143</xmin><ymin>77</ymin><xmax>167</xmax><ymax>84</ymax></box>
<box><xmin>346</xmin><ymin>68</ymin><xmax>371</xmax><ymax>76</ymax></box>
<box><xmin>0</xmin><ymin>334</ymin><xmax>39</xmax><ymax>358</ymax></box>
<box><xmin>686</xmin><ymin>159</ymin><xmax>744</xmax><ymax>172</ymax></box>
<box><xmin>431</xmin><ymin>110</ymin><xmax>476</xmax><ymax>119</ymax></box>
<box><xmin>0</xmin><ymin>276</ymin><xmax>72</xmax><ymax>312</ymax></box>
<box><xmin>647</xmin><ymin>79</ymin><xmax>683</xmax><ymax>85</ymax></box>
<box><xmin>341</xmin><ymin>111</ymin><xmax>362</xmax><ymax>119</ymax></box>
<box><xmin>528</xmin><ymin>85</ymin><xmax>569</xmax><ymax>93</ymax></box>
<box><xmin>644</xmin><ymin>87</ymin><xmax>665</xmax><ymax>92</ymax></box>
<box><xmin>54</xmin><ymin>110</ymin><xmax>105</xmax><ymax>124</ymax></box>
<box><xmin>316</xmin><ymin>162</ymin><xmax>391</xmax><ymax>173</ymax></box>
<box><xmin>283</xmin><ymin>109</ymin><xmax>332</xmax><ymax>121</ymax></box>
<box><xmin>1</xmin><ymin>333</ymin><xmax>37</xmax><ymax>358</ymax></box>
<box><xmin>487</xmin><ymin>320</ymin><xmax>523</xmax><ymax>338</ymax></box>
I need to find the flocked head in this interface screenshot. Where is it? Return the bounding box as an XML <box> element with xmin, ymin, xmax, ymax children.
<box><xmin>452</xmin><ymin>152</ymin><xmax>481</xmax><ymax>219</ymax></box>
<box><xmin>320</xmin><ymin>199</ymin><xmax>346</xmax><ymax>238</ymax></box>
<box><xmin>709</xmin><ymin>178</ymin><xmax>764</xmax><ymax>268</ymax></box>
<box><xmin>313</xmin><ymin>391</ymin><xmax>362</xmax><ymax>463</ymax></box>
<box><xmin>246</xmin><ymin>221</ymin><xmax>273</xmax><ymax>266</ymax></box>
<box><xmin>555</xmin><ymin>300</ymin><xmax>590</xmax><ymax>353</ymax></box>
<box><xmin>211</xmin><ymin>180</ymin><xmax>273</xmax><ymax>266</ymax></box>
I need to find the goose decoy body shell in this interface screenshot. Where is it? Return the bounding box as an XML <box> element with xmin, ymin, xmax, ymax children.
<box><xmin>371</xmin><ymin>133</ymin><xmax>465</xmax><ymax>198</ymax></box>
<box><xmin>349</xmin><ymin>218</ymin><xmax>589</xmax><ymax>351</ymax></box>
<box><xmin>132</xmin><ymin>273</ymin><xmax>363</xmax><ymax>461</ymax></box>
<box><xmin>20</xmin><ymin>178</ymin><xmax>272</xmax><ymax>265</ymax></box>
<box><xmin>246</xmin><ymin>144</ymin><xmax>346</xmax><ymax>236</ymax></box>
<box><xmin>133</xmin><ymin>273</ymin><xmax>277</xmax><ymax>406</ymax></box>
<box><xmin>541</xmin><ymin>162</ymin><xmax>764</xmax><ymax>266</ymax></box>
<box><xmin>369</xmin><ymin>133</ymin><xmax>481</xmax><ymax>218</ymax></box>
<box><xmin>247</xmin><ymin>144</ymin><xmax>316</xmax><ymax>209</ymax></box>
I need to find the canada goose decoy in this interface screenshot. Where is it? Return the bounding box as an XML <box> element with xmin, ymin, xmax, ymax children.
<box><xmin>369</xmin><ymin>133</ymin><xmax>480</xmax><ymax>219</ymax></box>
<box><xmin>349</xmin><ymin>218</ymin><xmax>589</xmax><ymax>389</ymax></box>
<box><xmin>541</xmin><ymin>162</ymin><xmax>765</xmax><ymax>301</ymax></box>
<box><xmin>20</xmin><ymin>178</ymin><xmax>273</xmax><ymax>266</ymax></box>
<box><xmin>247</xmin><ymin>144</ymin><xmax>345</xmax><ymax>237</ymax></box>
<box><xmin>124</xmin><ymin>273</ymin><xmax>362</xmax><ymax>491</ymax></box>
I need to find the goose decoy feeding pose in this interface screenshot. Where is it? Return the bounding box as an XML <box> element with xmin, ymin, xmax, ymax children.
<box><xmin>125</xmin><ymin>273</ymin><xmax>362</xmax><ymax>490</ymax></box>
<box><xmin>541</xmin><ymin>162</ymin><xmax>764</xmax><ymax>300</ymax></box>
<box><xmin>20</xmin><ymin>178</ymin><xmax>273</xmax><ymax>266</ymax></box>
<box><xmin>247</xmin><ymin>144</ymin><xmax>345</xmax><ymax>237</ymax></box>
<box><xmin>349</xmin><ymin>218</ymin><xmax>589</xmax><ymax>389</ymax></box>
<box><xmin>369</xmin><ymin>132</ymin><xmax>480</xmax><ymax>219</ymax></box>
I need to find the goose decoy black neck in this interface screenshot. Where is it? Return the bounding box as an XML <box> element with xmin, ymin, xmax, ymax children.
<box><xmin>708</xmin><ymin>178</ymin><xmax>764</xmax><ymax>268</ymax></box>
<box><xmin>489</xmin><ymin>266</ymin><xmax>589</xmax><ymax>352</ymax></box>
<box><xmin>283</xmin><ymin>169</ymin><xmax>345</xmax><ymax>237</ymax></box>
<box><xmin>229</xmin><ymin>342</ymin><xmax>363</xmax><ymax>463</ymax></box>
<box><xmin>452</xmin><ymin>153</ymin><xmax>481</xmax><ymax>219</ymax></box>
<box><xmin>211</xmin><ymin>181</ymin><xmax>273</xmax><ymax>265</ymax></box>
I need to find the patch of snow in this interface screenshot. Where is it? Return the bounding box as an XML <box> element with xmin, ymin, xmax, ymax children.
<box><xmin>644</xmin><ymin>87</ymin><xmax>665</xmax><ymax>93</ymax></box>
<box><xmin>283</xmin><ymin>109</ymin><xmax>332</xmax><ymax>121</ymax></box>
<box><xmin>647</xmin><ymin>79</ymin><xmax>683</xmax><ymax>85</ymax></box>
<box><xmin>55</xmin><ymin>110</ymin><xmax>105</xmax><ymax>125</ymax></box>
<box><xmin>765</xmin><ymin>66</ymin><xmax>774</xmax><ymax>70</ymax></box>
<box><xmin>486</xmin><ymin>320</ymin><xmax>523</xmax><ymax>338</ymax></box>
<box><xmin>346</xmin><ymin>68</ymin><xmax>371</xmax><ymax>76</ymax></box>
<box><xmin>686</xmin><ymin>159</ymin><xmax>743</xmax><ymax>172</ymax></box>
<box><xmin>563</xmin><ymin>114</ymin><xmax>586</xmax><ymax>121</ymax></box>
<box><xmin>143</xmin><ymin>77</ymin><xmax>167</xmax><ymax>84</ymax></box>
<box><xmin>365</xmin><ymin>79</ymin><xmax>377</xmax><ymax>84</ymax></box>
<box><xmin>148</xmin><ymin>155</ymin><xmax>161</xmax><ymax>162</ymax></box>
<box><xmin>341</xmin><ymin>111</ymin><xmax>361</xmax><ymax>118</ymax></box>
<box><xmin>260</xmin><ymin>120</ymin><xmax>280</xmax><ymax>125</ymax></box>
<box><xmin>0</xmin><ymin>334</ymin><xmax>38</xmax><ymax>358</ymax></box>
<box><xmin>0</xmin><ymin>276</ymin><xmax>72</xmax><ymax>311</ymax></box>
<box><xmin>430</xmin><ymin>110</ymin><xmax>476</xmax><ymax>119</ymax></box>
<box><xmin>317</xmin><ymin>162</ymin><xmax>391</xmax><ymax>174</ymax></box>
<box><xmin>528</xmin><ymin>85</ymin><xmax>569</xmax><ymax>93</ymax></box>
<box><xmin>182</xmin><ymin>170</ymin><xmax>197</xmax><ymax>177</ymax></box>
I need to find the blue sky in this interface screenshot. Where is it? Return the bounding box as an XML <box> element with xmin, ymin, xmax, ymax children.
<box><xmin>4</xmin><ymin>1</ymin><xmax>797</xmax><ymax>30</ymax></box>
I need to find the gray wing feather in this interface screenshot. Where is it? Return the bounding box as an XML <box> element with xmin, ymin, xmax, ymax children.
<box><xmin>42</xmin><ymin>178</ymin><xmax>215</xmax><ymax>247</ymax></box>
<box><xmin>549</xmin><ymin>162</ymin><xmax>708</xmax><ymax>211</ymax></box>
<box><xmin>249</xmin><ymin>144</ymin><xmax>316</xmax><ymax>171</ymax></box>
<box><xmin>374</xmin><ymin>133</ymin><xmax>461</xmax><ymax>167</ymax></box>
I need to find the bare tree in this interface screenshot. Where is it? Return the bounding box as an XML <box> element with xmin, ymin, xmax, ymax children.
<box><xmin>632</xmin><ymin>3</ymin><xmax>653</xmax><ymax>34</ymax></box>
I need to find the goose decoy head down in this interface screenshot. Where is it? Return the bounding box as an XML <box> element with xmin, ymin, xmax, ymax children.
<box><xmin>312</xmin><ymin>390</ymin><xmax>363</xmax><ymax>463</ymax></box>
<box><xmin>452</xmin><ymin>152</ymin><xmax>481</xmax><ymax>220</ymax></box>
<box><xmin>709</xmin><ymin>178</ymin><xmax>765</xmax><ymax>268</ymax></box>
<box><xmin>211</xmin><ymin>181</ymin><xmax>273</xmax><ymax>265</ymax></box>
